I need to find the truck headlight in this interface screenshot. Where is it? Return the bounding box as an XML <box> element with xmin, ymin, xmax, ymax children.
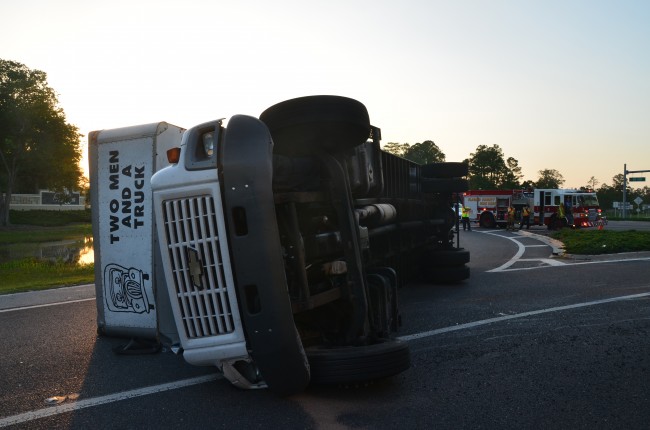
<box><xmin>184</xmin><ymin>119</ymin><xmax>222</xmax><ymax>171</ymax></box>
<box><xmin>202</xmin><ymin>131</ymin><xmax>215</xmax><ymax>157</ymax></box>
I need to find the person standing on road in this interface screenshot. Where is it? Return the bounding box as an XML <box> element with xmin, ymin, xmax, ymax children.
<box><xmin>520</xmin><ymin>205</ymin><xmax>531</xmax><ymax>230</ymax></box>
<box><xmin>554</xmin><ymin>201</ymin><xmax>566</xmax><ymax>229</ymax></box>
<box><xmin>507</xmin><ymin>205</ymin><xmax>516</xmax><ymax>231</ymax></box>
<box><xmin>564</xmin><ymin>198</ymin><xmax>574</xmax><ymax>226</ymax></box>
<box><xmin>461</xmin><ymin>206</ymin><xmax>472</xmax><ymax>231</ymax></box>
<box><xmin>558</xmin><ymin>201</ymin><xmax>565</xmax><ymax>219</ymax></box>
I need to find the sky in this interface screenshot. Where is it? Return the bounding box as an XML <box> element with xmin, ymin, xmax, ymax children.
<box><xmin>1</xmin><ymin>0</ymin><xmax>649</xmax><ymax>188</ymax></box>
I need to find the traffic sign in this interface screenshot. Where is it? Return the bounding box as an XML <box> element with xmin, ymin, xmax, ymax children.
<box><xmin>629</xmin><ymin>177</ymin><xmax>646</xmax><ymax>182</ymax></box>
<box><xmin>634</xmin><ymin>197</ymin><xmax>643</xmax><ymax>205</ymax></box>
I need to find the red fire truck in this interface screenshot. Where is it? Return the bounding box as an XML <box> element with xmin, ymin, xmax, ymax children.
<box><xmin>462</xmin><ymin>189</ymin><xmax>607</xmax><ymax>229</ymax></box>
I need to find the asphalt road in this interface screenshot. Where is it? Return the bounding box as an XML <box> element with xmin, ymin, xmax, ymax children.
<box><xmin>605</xmin><ymin>220</ymin><xmax>650</xmax><ymax>231</ymax></box>
<box><xmin>2</xmin><ymin>225</ymin><xmax>650</xmax><ymax>429</ymax></box>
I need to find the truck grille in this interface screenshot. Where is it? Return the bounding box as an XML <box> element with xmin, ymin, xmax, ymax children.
<box><xmin>588</xmin><ymin>208</ymin><xmax>597</xmax><ymax>221</ymax></box>
<box><xmin>161</xmin><ymin>195</ymin><xmax>235</xmax><ymax>339</ymax></box>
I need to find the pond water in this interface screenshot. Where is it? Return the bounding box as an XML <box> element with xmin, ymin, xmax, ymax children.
<box><xmin>0</xmin><ymin>236</ymin><xmax>94</xmax><ymax>265</ymax></box>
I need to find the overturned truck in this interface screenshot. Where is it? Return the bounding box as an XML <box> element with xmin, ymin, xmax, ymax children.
<box><xmin>151</xmin><ymin>96</ymin><xmax>469</xmax><ymax>395</ymax></box>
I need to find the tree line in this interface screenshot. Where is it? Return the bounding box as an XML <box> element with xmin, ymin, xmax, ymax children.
<box><xmin>1</xmin><ymin>59</ymin><xmax>647</xmax><ymax>226</ymax></box>
<box><xmin>383</xmin><ymin>141</ymin><xmax>650</xmax><ymax>212</ymax></box>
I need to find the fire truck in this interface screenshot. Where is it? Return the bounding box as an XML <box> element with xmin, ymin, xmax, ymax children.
<box><xmin>463</xmin><ymin>188</ymin><xmax>607</xmax><ymax>229</ymax></box>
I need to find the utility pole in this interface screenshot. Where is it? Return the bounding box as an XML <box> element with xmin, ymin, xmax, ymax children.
<box><xmin>623</xmin><ymin>164</ymin><xmax>649</xmax><ymax>218</ymax></box>
<box><xmin>623</xmin><ymin>164</ymin><xmax>626</xmax><ymax>218</ymax></box>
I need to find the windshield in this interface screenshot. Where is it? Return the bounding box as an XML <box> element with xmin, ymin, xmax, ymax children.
<box><xmin>576</xmin><ymin>194</ymin><xmax>599</xmax><ymax>207</ymax></box>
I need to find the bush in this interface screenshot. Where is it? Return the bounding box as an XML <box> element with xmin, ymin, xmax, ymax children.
<box><xmin>9</xmin><ymin>209</ymin><xmax>91</xmax><ymax>226</ymax></box>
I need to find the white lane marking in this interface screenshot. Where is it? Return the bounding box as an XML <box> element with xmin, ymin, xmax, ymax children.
<box><xmin>0</xmin><ymin>298</ymin><xmax>95</xmax><ymax>313</ymax></box>
<box><xmin>519</xmin><ymin>258</ymin><xmax>567</xmax><ymax>266</ymax></box>
<box><xmin>4</xmin><ymin>277</ymin><xmax>650</xmax><ymax>425</ymax></box>
<box><xmin>397</xmin><ymin>291</ymin><xmax>650</xmax><ymax>342</ymax></box>
<box><xmin>477</xmin><ymin>231</ymin><xmax>533</xmax><ymax>272</ymax></box>
<box><xmin>497</xmin><ymin>256</ymin><xmax>650</xmax><ymax>272</ymax></box>
<box><xmin>525</xmin><ymin>245</ymin><xmax>548</xmax><ymax>247</ymax></box>
<box><xmin>0</xmin><ymin>374</ymin><xmax>220</xmax><ymax>428</ymax></box>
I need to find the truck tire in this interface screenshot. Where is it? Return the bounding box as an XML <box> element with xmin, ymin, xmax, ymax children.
<box><xmin>306</xmin><ymin>339</ymin><xmax>411</xmax><ymax>385</ymax></box>
<box><xmin>479</xmin><ymin>212</ymin><xmax>496</xmax><ymax>228</ymax></box>
<box><xmin>547</xmin><ymin>214</ymin><xmax>567</xmax><ymax>230</ymax></box>
<box><xmin>420</xmin><ymin>162</ymin><xmax>468</xmax><ymax>179</ymax></box>
<box><xmin>423</xmin><ymin>248</ymin><xmax>470</xmax><ymax>267</ymax></box>
<box><xmin>423</xmin><ymin>265</ymin><xmax>470</xmax><ymax>283</ymax></box>
<box><xmin>420</xmin><ymin>178</ymin><xmax>468</xmax><ymax>193</ymax></box>
<box><xmin>260</xmin><ymin>95</ymin><xmax>371</xmax><ymax>155</ymax></box>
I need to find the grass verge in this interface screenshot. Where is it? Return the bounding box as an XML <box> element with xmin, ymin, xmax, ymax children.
<box><xmin>0</xmin><ymin>224</ymin><xmax>92</xmax><ymax>244</ymax></box>
<box><xmin>0</xmin><ymin>258</ymin><xmax>94</xmax><ymax>295</ymax></box>
<box><xmin>552</xmin><ymin>229</ymin><xmax>650</xmax><ymax>255</ymax></box>
<box><xmin>9</xmin><ymin>209</ymin><xmax>91</xmax><ymax>226</ymax></box>
<box><xmin>1</xmin><ymin>210</ymin><xmax>95</xmax><ymax>295</ymax></box>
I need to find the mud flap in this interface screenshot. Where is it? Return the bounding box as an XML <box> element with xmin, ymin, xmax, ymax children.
<box><xmin>221</xmin><ymin>115</ymin><xmax>310</xmax><ymax>395</ymax></box>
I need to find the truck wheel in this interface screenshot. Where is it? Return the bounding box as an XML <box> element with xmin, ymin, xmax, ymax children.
<box><xmin>423</xmin><ymin>265</ymin><xmax>470</xmax><ymax>283</ymax></box>
<box><xmin>420</xmin><ymin>178</ymin><xmax>468</xmax><ymax>193</ymax></box>
<box><xmin>547</xmin><ymin>214</ymin><xmax>566</xmax><ymax>230</ymax></box>
<box><xmin>306</xmin><ymin>339</ymin><xmax>411</xmax><ymax>385</ymax></box>
<box><xmin>422</xmin><ymin>248</ymin><xmax>470</xmax><ymax>267</ymax></box>
<box><xmin>420</xmin><ymin>162</ymin><xmax>468</xmax><ymax>179</ymax></box>
<box><xmin>260</xmin><ymin>95</ymin><xmax>371</xmax><ymax>155</ymax></box>
<box><xmin>479</xmin><ymin>213</ymin><xmax>496</xmax><ymax>228</ymax></box>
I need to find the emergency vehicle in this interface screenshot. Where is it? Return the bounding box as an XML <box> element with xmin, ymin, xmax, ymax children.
<box><xmin>463</xmin><ymin>189</ymin><xmax>607</xmax><ymax>229</ymax></box>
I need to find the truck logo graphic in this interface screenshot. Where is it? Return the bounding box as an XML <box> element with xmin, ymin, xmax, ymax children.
<box><xmin>104</xmin><ymin>263</ymin><xmax>152</xmax><ymax>314</ymax></box>
<box><xmin>186</xmin><ymin>247</ymin><xmax>204</xmax><ymax>290</ymax></box>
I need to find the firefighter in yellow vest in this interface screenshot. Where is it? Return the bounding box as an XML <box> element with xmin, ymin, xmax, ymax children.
<box><xmin>461</xmin><ymin>206</ymin><xmax>472</xmax><ymax>231</ymax></box>
<box><xmin>519</xmin><ymin>205</ymin><xmax>531</xmax><ymax>230</ymax></box>
<box><xmin>507</xmin><ymin>206</ymin><xmax>516</xmax><ymax>231</ymax></box>
<box><xmin>558</xmin><ymin>201</ymin><xmax>565</xmax><ymax>219</ymax></box>
<box><xmin>554</xmin><ymin>201</ymin><xmax>566</xmax><ymax>229</ymax></box>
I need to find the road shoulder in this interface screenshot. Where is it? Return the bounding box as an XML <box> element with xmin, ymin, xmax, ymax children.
<box><xmin>0</xmin><ymin>284</ymin><xmax>95</xmax><ymax>311</ymax></box>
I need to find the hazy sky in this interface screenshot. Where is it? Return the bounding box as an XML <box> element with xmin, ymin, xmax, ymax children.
<box><xmin>2</xmin><ymin>0</ymin><xmax>649</xmax><ymax>188</ymax></box>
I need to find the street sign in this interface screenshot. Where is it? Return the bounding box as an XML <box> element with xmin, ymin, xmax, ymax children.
<box><xmin>629</xmin><ymin>177</ymin><xmax>646</xmax><ymax>182</ymax></box>
<box><xmin>634</xmin><ymin>197</ymin><xmax>643</xmax><ymax>205</ymax></box>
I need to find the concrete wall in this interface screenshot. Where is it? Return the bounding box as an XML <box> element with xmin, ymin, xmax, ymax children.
<box><xmin>8</xmin><ymin>191</ymin><xmax>86</xmax><ymax>211</ymax></box>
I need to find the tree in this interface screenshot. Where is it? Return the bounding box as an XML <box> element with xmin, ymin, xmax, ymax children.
<box><xmin>534</xmin><ymin>169</ymin><xmax>565</xmax><ymax>189</ymax></box>
<box><xmin>596</xmin><ymin>183</ymin><xmax>615</xmax><ymax>210</ymax></box>
<box><xmin>468</xmin><ymin>145</ymin><xmax>504</xmax><ymax>189</ymax></box>
<box><xmin>611</xmin><ymin>173</ymin><xmax>626</xmax><ymax>192</ymax></box>
<box><xmin>500</xmin><ymin>157</ymin><xmax>523</xmax><ymax>189</ymax></box>
<box><xmin>585</xmin><ymin>176</ymin><xmax>599</xmax><ymax>190</ymax></box>
<box><xmin>402</xmin><ymin>140</ymin><xmax>445</xmax><ymax>164</ymax></box>
<box><xmin>467</xmin><ymin>144</ymin><xmax>521</xmax><ymax>189</ymax></box>
<box><xmin>382</xmin><ymin>142</ymin><xmax>410</xmax><ymax>157</ymax></box>
<box><xmin>520</xmin><ymin>179</ymin><xmax>535</xmax><ymax>190</ymax></box>
<box><xmin>0</xmin><ymin>59</ymin><xmax>82</xmax><ymax>225</ymax></box>
<box><xmin>596</xmin><ymin>174</ymin><xmax>633</xmax><ymax>211</ymax></box>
